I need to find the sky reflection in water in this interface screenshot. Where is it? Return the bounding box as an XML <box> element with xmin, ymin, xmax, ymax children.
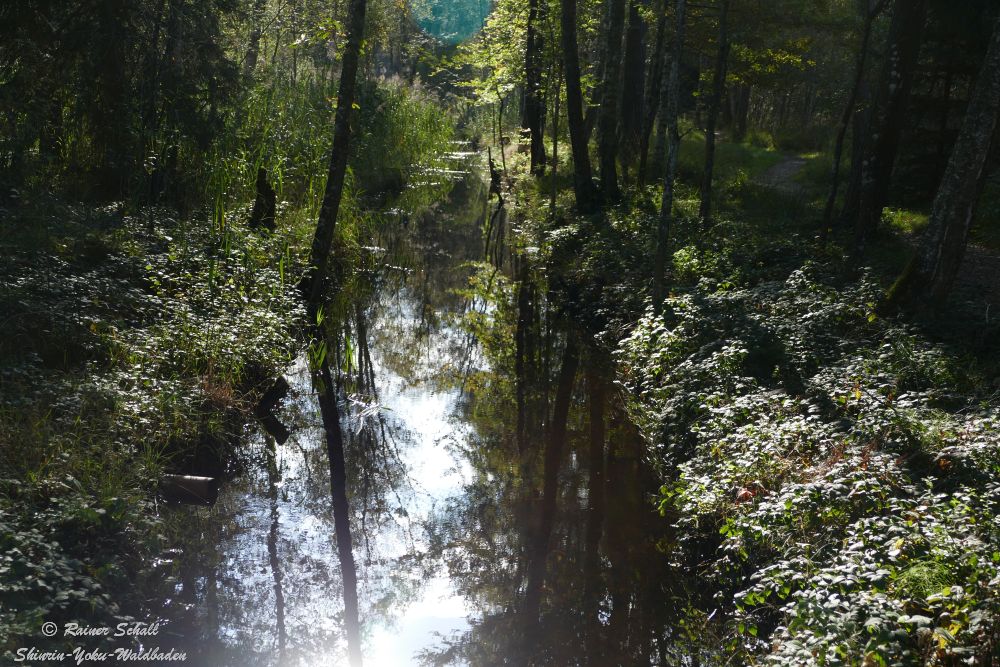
<box><xmin>165</xmin><ymin>176</ymin><xmax>689</xmax><ymax>665</ymax></box>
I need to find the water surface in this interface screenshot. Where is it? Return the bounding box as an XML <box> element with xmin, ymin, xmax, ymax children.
<box><xmin>162</xmin><ymin>173</ymin><xmax>688</xmax><ymax>666</ymax></box>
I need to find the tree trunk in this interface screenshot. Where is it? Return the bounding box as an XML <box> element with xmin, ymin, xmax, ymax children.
<box><xmin>583</xmin><ymin>367</ymin><xmax>607</xmax><ymax>666</ymax></box>
<box><xmin>523</xmin><ymin>0</ymin><xmax>547</xmax><ymax>175</ymax></box>
<box><xmin>303</xmin><ymin>0</ymin><xmax>369</xmax><ymax>308</ymax></box>
<box><xmin>638</xmin><ymin>6</ymin><xmax>668</xmax><ymax>186</ymax></box>
<box><xmin>314</xmin><ymin>358</ymin><xmax>363</xmax><ymax>666</ymax></box>
<box><xmin>515</xmin><ymin>257</ymin><xmax>537</xmax><ymax>455</ymax></box>
<box><xmin>935</xmin><ymin>53</ymin><xmax>957</xmax><ymax>178</ymax></box>
<box><xmin>821</xmin><ymin>0</ymin><xmax>886</xmax><ymax>239</ymax></box>
<box><xmin>653</xmin><ymin>0</ymin><xmax>686</xmax><ymax>309</ymax></box>
<box><xmin>583</xmin><ymin>0</ymin><xmax>614</xmax><ymax>143</ymax></box>
<box><xmin>840</xmin><ymin>95</ymin><xmax>869</xmax><ymax>225</ymax></box>
<box><xmin>732</xmin><ymin>83</ymin><xmax>750</xmax><ymax>141</ymax></box>
<box><xmin>265</xmin><ymin>443</ymin><xmax>288</xmax><ymax>660</ymax></box>
<box><xmin>885</xmin><ymin>13</ymin><xmax>1000</xmax><ymax>309</ymax></box>
<box><xmin>597</xmin><ymin>0</ymin><xmax>628</xmax><ymax>201</ymax></box>
<box><xmin>551</xmin><ymin>62</ymin><xmax>563</xmax><ymax>216</ymax></box>
<box><xmin>561</xmin><ymin>0</ymin><xmax>600</xmax><ymax>211</ymax></box>
<box><xmin>854</xmin><ymin>0</ymin><xmax>929</xmax><ymax>251</ymax></box>
<box><xmin>244</xmin><ymin>0</ymin><xmax>268</xmax><ymax>77</ymax></box>
<box><xmin>602</xmin><ymin>421</ymin><xmax>641</xmax><ymax>661</ymax></box>
<box><xmin>248</xmin><ymin>167</ymin><xmax>277</xmax><ymax>232</ymax></box>
<box><xmin>95</xmin><ymin>0</ymin><xmax>130</xmax><ymax>199</ymax></box>
<box><xmin>38</xmin><ymin>96</ymin><xmax>63</xmax><ymax>164</ymax></box>
<box><xmin>698</xmin><ymin>0</ymin><xmax>730</xmax><ymax>224</ymax></box>
<box><xmin>619</xmin><ymin>0</ymin><xmax>648</xmax><ymax>184</ymax></box>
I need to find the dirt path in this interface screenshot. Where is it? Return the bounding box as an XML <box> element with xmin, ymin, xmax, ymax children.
<box><xmin>755</xmin><ymin>155</ymin><xmax>807</xmax><ymax>196</ymax></box>
<box><xmin>754</xmin><ymin>153</ymin><xmax>1000</xmax><ymax>313</ymax></box>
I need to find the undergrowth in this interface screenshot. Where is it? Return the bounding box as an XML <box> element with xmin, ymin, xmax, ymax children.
<box><xmin>0</xmin><ymin>199</ymin><xmax>305</xmax><ymax>653</ymax></box>
<box><xmin>618</xmin><ymin>266</ymin><xmax>999</xmax><ymax>664</ymax></box>
<box><xmin>504</xmin><ymin>143</ymin><xmax>1000</xmax><ymax>664</ymax></box>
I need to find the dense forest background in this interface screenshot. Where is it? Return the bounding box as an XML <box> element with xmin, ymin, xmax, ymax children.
<box><xmin>1</xmin><ymin>0</ymin><xmax>999</xmax><ymax>664</ymax></box>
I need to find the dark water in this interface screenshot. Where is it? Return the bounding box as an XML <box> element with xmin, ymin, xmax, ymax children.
<box><xmin>159</xmin><ymin>172</ymin><xmax>688</xmax><ymax>666</ymax></box>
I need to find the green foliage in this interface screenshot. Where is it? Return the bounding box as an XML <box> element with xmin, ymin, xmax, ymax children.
<box><xmin>201</xmin><ymin>74</ymin><xmax>455</xmax><ymax>227</ymax></box>
<box><xmin>883</xmin><ymin>208</ymin><xmax>930</xmax><ymax>237</ymax></box>
<box><xmin>772</xmin><ymin>126</ymin><xmax>833</xmax><ymax>153</ymax></box>
<box><xmin>744</xmin><ymin>128</ymin><xmax>778</xmax><ymax>151</ymax></box>
<box><xmin>797</xmin><ymin>150</ymin><xmax>837</xmax><ymax>189</ymax></box>
<box><xmin>672</xmin><ymin>245</ymin><xmax>724</xmax><ymax>284</ymax></box>
<box><xmin>0</xmin><ymin>481</ymin><xmax>161</xmax><ymax>654</ymax></box>
<box><xmin>353</xmin><ymin>78</ymin><xmax>457</xmax><ymax>207</ymax></box>
<box><xmin>450</xmin><ymin>0</ymin><xmax>529</xmax><ymax>103</ymax></box>
<box><xmin>618</xmin><ymin>264</ymin><xmax>999</xmax><ymax>664</ymax></box>
<box><xmin>677</xmin><ymin>129</ymin><xmax>784</xmax><ymax>186</ymax></box>
<box><xmin>205</xmin><ymin>75</ymin><xmax>336</xmax><ymax>217</ymax></box>
<box><xmin>729</xmin><ymin>38</ymin><xmax>816</xmax><ymax>90</ymax></box>
<box><xmin>0</xmin><ymin>0</ymin><xmax>240</xmax><ymax>201</ymax></box>
<box><xmin>0</xmin><ymin>202</ymin><xmax>304</xmax><ymax>648</ymax></box>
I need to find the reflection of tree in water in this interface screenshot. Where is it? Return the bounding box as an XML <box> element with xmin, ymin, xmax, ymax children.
<box><xmin>160</xmin><ymin>175</ymin><xmax>489</xmax><ymax>666</ymax></box>
<box><xmin>422</xmin><ymin>406</ymin><xmax>693</xmax><ymax>663</ymax></box>
<box><xmin>162</xmin><ymin>411</ymin><xmax>360</xmax><ymax>665</ymax></box>
<box><xmin>366</xmin><ymin>180</ymin><xmax>489</xmax><ymax>392</ymax></box>
<box><xmin>415</xmin><ymin>283</ymin><xmax>696</xmax><ymax>664</ymax></box>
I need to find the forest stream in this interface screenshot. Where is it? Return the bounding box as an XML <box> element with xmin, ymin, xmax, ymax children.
<box><xmin>153</xmin><ymin>166</ymin><xmax>680</xmax><ymax>666</ymax></box>
<box><xmin>6</xmin><ymin>1</ymin><xmax>1000</xmax><ymax>663</ymax></box>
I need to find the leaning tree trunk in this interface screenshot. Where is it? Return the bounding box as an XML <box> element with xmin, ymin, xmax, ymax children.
<box><xmin>303</xmin><ymin>0</ymin><xmax>369</xmax><ymax>309</ymax></box>
<box><xmin>523</xmin><ymin>0</ymin><xmax>547</xmax><ymax>175</ymax></box>
<box><xmin>597</xmin><ymin>0</ymin><xmax>629</xmax><ymax>201</ymax></box>
<box><xmin>653</xmin><ymin>0</ymin><xmax>687</xmax><ymax>309</ymax></box>
<box><xmin>853</xmin><ymin>0</ymin><xmax>929</xmax><ymax>251</ymax></box>
<box><xmin>561</xmin><ymin>0</ymin><xmax>600</xmax><ymax>211</ymax></box>
<box><xmin>698</xmin><ymin>0</ymin><xmax>730</xmax><ymax>224</ymax></box>
<box><xmin>885</xmin><ymin>13</ymin><xmax>1000</xmax><ymax>309</ymax></box>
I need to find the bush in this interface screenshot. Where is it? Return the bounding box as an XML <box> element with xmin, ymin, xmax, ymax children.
<box><xmin>745</xmin><ymin>128</ymin><xmax>777</xmax><ymax>151</ymax></box>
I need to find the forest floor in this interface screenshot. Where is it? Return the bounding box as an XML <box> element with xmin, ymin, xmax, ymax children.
<box><xmin>754</xmin><ymin>153</ymin><xmax>807</xmax><ymax>196</ymax></box>
<box><xmin>608</xmin><ymin>138</ymin><xmax>1000</xmax><ymax>663</ymax></box>
<box><xmin>946</xmin><ymin>242</ymin><xmax>1000</xmax><ymax>310</ymax></box>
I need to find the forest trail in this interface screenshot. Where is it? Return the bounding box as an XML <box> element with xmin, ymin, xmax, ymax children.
<box><xmin>755</xmin><ymin>153</ymin><xmax>1000</xmax><ymax>311</ymax></box>
<box><xmin>755</xmin><ymin>154</ymin><xmax>807</xmax><ymax>195</ymax></box>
